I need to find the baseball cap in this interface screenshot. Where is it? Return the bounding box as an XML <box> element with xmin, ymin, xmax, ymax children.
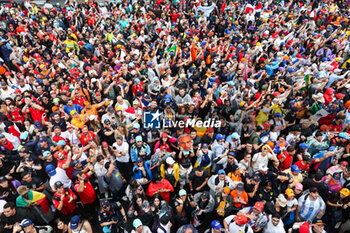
<box><xmin>211</xmin><ymin>220</ymin><xmax>222</xmax><ymax>230</ymax></box>
<box><xmin>313</xmin><ymin>219</ymin><xmax>325</xmax><ymax>226</ymax></box>
<box><xmin>34</xmin><ymin>120</ymin><xmax>42</xmax><ymax>130</ymax></box>
<box><xmin>291</xmin><ymin>165</ymin><xmax>301</xmax><ymax>173</ymax></box>
<box><xmin>54</xmin><ymin>181</ymin><xmax>63</xmax><ymax>189</ymax></box>
<box><xmin>101</xmin><ymin>201</ymin><xmax>110</xmax><ymax>208</ymax></box>
<box><xmin>20</xmin><ymin>131</ymin><xmax>29</xmax><ymax>140</ymax></box>
<box><xmin>133</xmin><ymin>100</ymin><xmax>139</xmax><ymax>105</ymax></box>
<box><xmin>179</xmin><ymin>189</ymin><xmax>187</xmax><ymax>196</ymax></box>
<box><xmin>236</xmin><ymin>183</ymin><xmax>244</xmax><ymax>191</ymax></box>
<box><xmin>310</xmin><ymin>187</ymin><xmax>319</xmax><ymax>193</ymax></box>
<box><xmin>133</xmin><ymin>218</ymin><xmax>143</xmax><ymax>229</ymax></box>
<box><xmin>218</xmin><ymin>169</ymin><xmax>226</xmax><ymax>175</ymax></box>
<box><xmin>134</xmin><ymin>123</ymin><xmax>140</xmax><ymax>129</ymax></box>
<box><xmin>70</xmin><ymin>215</ymin><xmax>80</xmax><ymax>230</ymax></box>
<box><xmin>0</xmin><ymin>177</ymin><xmax>7</xmax><ymax>183</ymax></box>
<box><xmin>333</xmin><ymin>172</ymin><xmax>341</xmax><ymax>180</ymax></box>
<box><xmin>234</xmin><ymin>215</ymin><xmax>248</xmax><ymax>225</ymax></box>
<box><xmin>299</xmin><ymin>143</ymin><xmax>310</xmax><ymax>149</ymax></box>
<box><xmin>341</xmin><ymin>161</ymin><xmax>349</xmax><ymax>166</ymax></box>
<box><xmin>274</xmin><ymin>112</ymin><xmax>283</xmax><ymax>118</ymax></box>
<box><xmin>201</xmin><ymin>143</ymin><xmax>208</xmax><ymax>148</ymax></box>
<box><xmin>20</xmin><ymin>219</ymin><xmax>33</xmax><ymax>227</ymax></box>
<box><xmin>285</xmin><ymin>188</ymin><xmax>294</xmax><ymax>197</ymax></box>
<box><xmin>259</xmin><ymin>164</ymin><xmax>268</xmax><ymax>172</ymax></box>
<box><xmin>107</xmin><ymin>106</ymin><xmax>114</xmax><ymax>112</ymax></box>
<box><xmin>201</xmin><ymin>191</ymin><xmax>209</xmax><ymax>199</ymax></box>
<box><xmin>339</xmin><ymin>132</ymin><xmax>350</xmax><ymax>139</ymax></box>
<box><xmin>222</xmin><ymin>187</ymin><xmax>231</xmax><ymax>194</ymax></box>
<box><xmin>57</xmin><ymin>140</ymin><xmax>66</xmax><ymax>146</ymax></box>
<box><xmin>43</xmin><ymin>151</ymin><xmax>51</xmax><ymax>158</ymax></box>
<box><xmin>39</xmin><ymin>136</ymin><xmax>47</xmax><ymax>142</ymax></box>
<box><xmin>295</xmin><ymin>183</ymin><xmax>303</xmax><ymax>191</ymax></box>
<box><xmin>135</xmin><ymin>135</ymin><xmax>142</xmax><ymax>142</ymax></box>
<box><xmin>166</xmin><ymin>157</ymin><xmax>175</xmax><ymax>165</ymax></box>
<box><xmin>253</xmin><ymin>202</ymin><xmax>264</xmax><ymax>211</ymax></box>
<box><xmin>135</xmin><ymin>157</ymin><xmax>143</xmax><ymax>163</ymax></box>
<box><xmin>340</xmin><ymin>188</ymin><xmax>350</xmax><ymax>197</ymax></box>
<box><xmin>45</xmin><ymin>164</ymin><xmax>56</xmax><ymax>176</ymax></box>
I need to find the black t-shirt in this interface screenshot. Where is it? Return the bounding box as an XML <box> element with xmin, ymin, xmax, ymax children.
<box><xmin>302</xmin><ymin>178</ymin><xmax>329</xmax><ymax>200</ymax></box>
<box><xmin>0</xmin><ymin>208</ymin><xmax>33</xmax><ymax>233</ymax></box>
<box><xmin>21</xmin><ymin>177</ymin><xmax>44</xmax><ymax>190</ymax></box>
<box><xmin>50</xmin><ymin>118</ymin><xmax>67</xmax><ymax>132</ymax></box>
<box><xmin>189</xmin><ymin>171</ymin><xmax>209</xmax><ymax>190</ymax></box>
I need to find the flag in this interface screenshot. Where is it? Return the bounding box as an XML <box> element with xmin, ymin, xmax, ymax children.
<box><xmin>166</xmin><ymin>44</ymin><xmax>177</xmax><ymax>55</ymax></box>
<box><xmin>304</xmin><ymin>74</ymin><xmax>311</xmax><ymax>86</ymax></box>
<box><xmin>245</xmin><ymin>3</ymin><xmax>262</xmax><ymax>14</ymax></box>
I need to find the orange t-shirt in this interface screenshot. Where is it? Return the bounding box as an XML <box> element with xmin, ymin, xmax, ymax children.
<box><xmin>230</xmin><ymin>190</ymin><xmax>248</xmax><ymax>208</ymax></box>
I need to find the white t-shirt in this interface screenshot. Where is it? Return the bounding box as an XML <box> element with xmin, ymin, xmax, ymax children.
<box><xmin>131</xmin><ymin>226</ymin><xmax>151</xmax><ymax>233</ymax></box>
<box><xmin>157</xmin><ymin>222</ymin><xmax>171</xmax><ymax>233</ymax></box>
<box><xmin>61</xmin><ymin>130</ymin><xmax>80</xmax><ymax>146</ymax></box>
<box><xmin>112</xmin><ymin>141</ymin><xmax>129</xmax><ymax>163</ymax></box>
<box><xmin>224</xmin><ymin>215</ymin><xmax>254</xmax><ymax>233</ymax></box>
<box><xmin>252</xmin><ymin>152</ymin><xmax>274</xmax><ymax>171</ymax></box>
<box><xmin>286</xmin><ymin>198</ymin><xmax>298</xmax><ymax>209</ymax></box>
<box><xmin>49</xmin><ymin>168</ymin><xmax>72</xmax><ymax>191</ymax></box>
<box><xmin>262</xmin><ymin>215</ymin><xmax>286</xmax><ymax>233</ymax></box>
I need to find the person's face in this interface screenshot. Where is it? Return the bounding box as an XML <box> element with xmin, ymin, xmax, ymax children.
<box><xmin>23</xmin><ymin>224</ymin><xmax>34</xmax><ymax>233</ymax></box>
<box><xmin>3</xmin><ymin>207</ymin><xmax>14</xmax><ymax>217</ymax></box>
<box><xmin>310</xmin><ymin>191</ymin><xmax>319</xmax><ymax>199</ymax></box>
<box><xmin>57</xmin><ymin>152</ymin><xmax>65</xmax><ymax>160</ymax></box>
<box><xmin>180</xmin><ymin>195</ymin><xmax>186</xmax><ymax>202</ymax></box>
<box><xmin>22</xmin><ymin>174</ymin><xmax>32</xmax><ymax>182</ymax></box>
<box><xmin>227</xmin><ymin>156</ymin><xmax>235</xmax><ymax>163</ymax></box>
<box><xmin>313</xmin><ymin>224</ymin><xmax>325</xmax><ymax>233</ymax></box>
<box><xmin>219</xmin><ymin>174</ymin><xmax>225</xmax><ymax>180</ymax></box>
<box><xmin>0</xmin><ymin>180</ymin><xmax>8</xmax><ymax>188</ymax></box>
<box><xmin>57</xmin><ymin>221</ymin><xmax>65</xmax><ymax>230</ymax></box>
<box><xmin>253</xmin><ymin>207</ymin><xmax>261</xmax><ymax>215</ymax></box>
<box><xmin>136</xmin><ymin>141</ymin><xmax>143</xmax><ymax>147</ymax></box>
<box><xmin>136</xmin><ymin>197</ymin><xmax>143</xmax><ymax>206</ymax></box>
<box><xmin>154</xmin><ymin>198</ymin><xmax>160</xmax><ymax>206</ymax></box>
<box><xmin>272</xmin><ymin>218</ymin><xmax>280</xmax><ymax>226</ymax></box>
<box><xmin>179</xmin><ymin>135</ymin><xmax>192</xmax><ymax>151</ymax></box>
<box><xmin>116</xmin><ymin>139</ymin><xmax>123</xmax><ymax>146</ymax></box>
<box><xmin>136</xmin><ymin>225</ymin><xmax>144</xmax><ymax>233</ymax></box>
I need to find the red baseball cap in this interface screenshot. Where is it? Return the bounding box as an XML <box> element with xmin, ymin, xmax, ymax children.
<box><xmin>234</xmin><ymin>215</ymin><xmax>248</xmax><ymax>225</ymax></box>
<box><xmin>207</xmin><ymin>127</ymin><xmax>214</xmax><ymax>133</ymax></box>
<box><xmin>253</xmin><ymin>202</ymin><xmax>264</xmax><ymax>211</ymax></box>
<box><xmin>161</xmin><ymin>133</ymin><xmax>168</xmax><ymax>138</ymax></box>
<box><xmin>160</xmin><ymin>145</ymin><xmax>167</xmax><ymax>150</ymax></box>
<box><xmin>5</xmin><ymin>72</ymin><xmax>11</xmax><ymax>76</ymax></box>
<box><xmin>102</xmin><ymin>141</ymin><xmax>108</xmax><ymax>148</ymax></box>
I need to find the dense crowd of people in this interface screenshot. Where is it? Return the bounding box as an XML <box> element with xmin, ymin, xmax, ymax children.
<box><xmin>0</xmin><ymin>0</ymin><xmax>350</xmax><ymax>232</ymax></box>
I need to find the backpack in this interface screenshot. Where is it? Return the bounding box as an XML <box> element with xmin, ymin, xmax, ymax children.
<box><xmin>152</xmin><ymin>219</ymin><xmax>167</xmax><ymax>233</ymax></box>
<box><xmin>228</xmin><ymin>217</ymin><xmax>249</xmax><ymax>232</ymax></box>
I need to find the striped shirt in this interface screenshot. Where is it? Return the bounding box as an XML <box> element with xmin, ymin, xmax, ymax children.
<box><xmin>298</xmin><ymin>193</ymin><xmax>325</xmax><ymax>222</ymax></box>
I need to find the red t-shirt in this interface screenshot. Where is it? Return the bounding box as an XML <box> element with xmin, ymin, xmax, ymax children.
<box><xmin>52</xmin><ymin>189</ymin><xmax>77</xmax><ymax>215</ymax></box>
<box><xmin>7</xmin><ymin>109</ymin><xmax>24</xmax><ymax>123</ymax></box>
<box><xmin>79</xmin><ymin>131</ymin><xmax>95</xmax><ymax>147</ymax></box>
<box><xmin>57</xmin><ymin>159</ymin><xmax>74</xmax><ymax>179</ymax></box>
<box><xmin>146</xmin><ymin>179</ymin><xmax>174</xmax><ymax>203</ymax></box>
<box><xmin>278</xmin><ymin>151</ymin><xmax>293</xmax><ymax>171</ymax></box>
<box><xmin>294</xmin><ymin>160</ymin><xmax>315</xmax><ymax>173</ymax></box>
<box><xmin>28</xmin><ymin>107</ymin><xmax>45</xmax><ymax>123</ymax></box>
<box><xmin>74</xmin><ymin>176</ymin><xmax>96</xmax><ymax>204</ymax></box>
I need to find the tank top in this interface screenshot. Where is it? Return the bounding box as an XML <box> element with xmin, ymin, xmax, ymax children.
<box><xmin>71</xmin><ymin>222</ymin><xmax>87</xmax><ymax>233</ymax></box>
